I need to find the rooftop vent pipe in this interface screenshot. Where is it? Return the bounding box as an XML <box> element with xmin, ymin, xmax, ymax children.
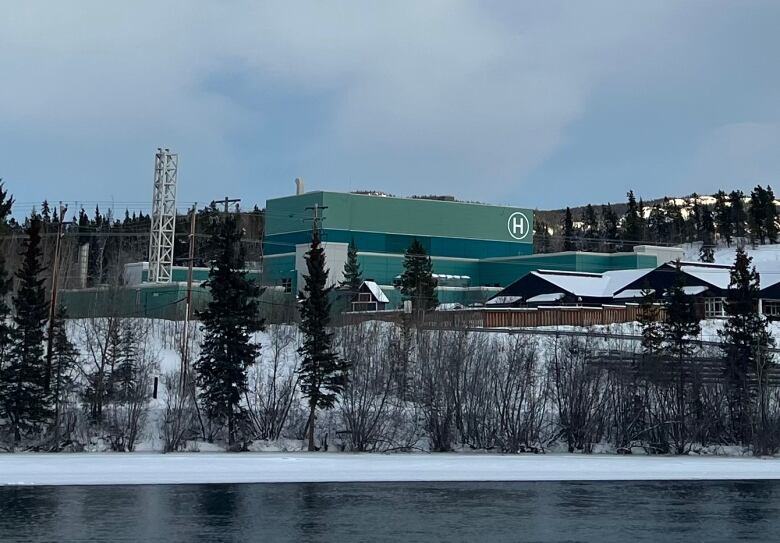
<box><xmin>295</xmin><ymin>177</ymin><xmax>305</xmax><ymax>195</ymax></box>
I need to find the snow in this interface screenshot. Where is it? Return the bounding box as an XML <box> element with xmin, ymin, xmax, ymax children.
<box><xmin>3</xmin><ymin>453</ymin><xmax>780</xmax><ymax>486</ymax></box>
<box><xmin>362</xmin><ymin>280</ymin><xmax>389</xmax><ymax>303</ymax></box>
<box><xmin>527</xmin><ymin>269</ymin><xmax>653</xmax><ymax>300</ymax></box>
<box><xmin>526</xmin><ymin>292</ymin><xmax>565</xmax><ymax>303</ymax></box>
<box><xmin>532</xmin><ymin>270</ymin><xmax>611</xmax><ymax>298</ymax></box>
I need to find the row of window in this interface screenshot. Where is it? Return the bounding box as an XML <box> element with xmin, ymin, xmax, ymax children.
<box><xmin>703</xmin><ymin>297</ymin><xmax>780</xmax><ymax>319</ymax></box>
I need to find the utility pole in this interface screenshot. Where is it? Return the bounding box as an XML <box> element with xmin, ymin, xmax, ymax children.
<box><xmin>180</xmin><ymin>204</ymin><xmax>197</xmax><ymax>395</ymax></box>
<box><xmin>211</xmin><ymin>197</ymin><xmax>241</xmax><ymax>214</ymax></box>
<box><xmin>45</xmin><ymin>203</ymin><xmax>68</xmax><ymax>394</ymax></box>
<box><xmin>305</xmin><ymin>203</ymin><xmax>327</xmax><ymax>234</ymax></box>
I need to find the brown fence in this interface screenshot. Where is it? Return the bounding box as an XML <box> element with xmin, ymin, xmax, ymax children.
<box><xmin>342</xmin><ymin>304</ymin><xmax>667</xmax><ymax>329</ymax></box>
<box><xmin>482</xmin><ymin>305</ymin><xmax>667</xmax><ymax>328</ymax></box>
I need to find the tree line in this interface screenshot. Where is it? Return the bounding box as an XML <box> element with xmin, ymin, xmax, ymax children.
<box><xmin>537</xmin><ymin>186</ymin><xmax>779</xmax><ymax>262</ymax></box>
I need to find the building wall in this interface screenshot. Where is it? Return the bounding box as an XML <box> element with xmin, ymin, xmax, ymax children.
<box><xmin>263</xmin><ymin>191</ymin><xmax>658</xmax><ymax>309</ymax></box>
<box><xmin>264</xmin><ymin>191</ymin><xmax>534</xmax><ymax>303</ymax></box>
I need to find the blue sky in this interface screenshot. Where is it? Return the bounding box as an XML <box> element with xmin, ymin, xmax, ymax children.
<box><xmin>1</xmin><ymin>1</ymin><xmax>779</xmax><ymax>217</ymax></box>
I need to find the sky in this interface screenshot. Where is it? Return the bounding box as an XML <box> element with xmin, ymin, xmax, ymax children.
<box><xmin>1</xmin><ymin>1</ymin><xmax>779</xmax><ymax>217</ymax></box>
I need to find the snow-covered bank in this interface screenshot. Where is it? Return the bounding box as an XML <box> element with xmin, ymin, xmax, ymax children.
<box><xmin>3</xmin><ymin>453</ymin><xmax>780</xmax><ymax>486</ymax></box>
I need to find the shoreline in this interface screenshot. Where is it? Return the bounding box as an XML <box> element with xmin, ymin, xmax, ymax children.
<box><xmin>2</xmin><ymin>453</ymin><xmax>780</xmax><ymax>486</ymax></box>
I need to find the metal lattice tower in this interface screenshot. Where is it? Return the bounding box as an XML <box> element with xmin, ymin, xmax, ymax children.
<box><xmin>148</xmin><ymin>149</ymin><xmax>178</xmax><ymax>283</ymax></box>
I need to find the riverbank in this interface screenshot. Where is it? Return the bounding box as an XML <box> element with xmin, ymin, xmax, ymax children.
<box><xmin>3</xmin><ymin>453</ymin><xmax>780</xmax><ymax>486</ymax></box>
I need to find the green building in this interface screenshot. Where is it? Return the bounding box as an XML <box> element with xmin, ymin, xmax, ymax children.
<box><xmin>263</xmin><ymin>191</ymin><xmax>666</xmax><ymax>308</ymax></box>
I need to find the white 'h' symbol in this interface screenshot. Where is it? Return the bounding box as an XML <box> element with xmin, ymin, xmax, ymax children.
<box><xmin>507</xmin><ymin>212</ymin><xmax>530</xmax><ymax>240</ymax></box>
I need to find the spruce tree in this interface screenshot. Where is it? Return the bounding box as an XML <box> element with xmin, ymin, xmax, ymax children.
<box><xmin>338</xmin><ymin>239</ymin><xmax>363</xmax><ymax>293</ymax></box>
<box><xmin>581</xmin><ymin>204</ymin><xmax>599</xmax><ymax>251</ymax></box>
<box><xmin>0</xmin><ymin>182</ymin><xmax>13</xmax><ymax>373</ymax></box>
<box><xmin>663</xmin><ymin>269</ymin><xmax>701</xmax><ymax>454</ymax></box>
<box><xmin>647</xmin><ymin>204</ymin><xmax>667</xmax><ymax>244</ymax></box>
<box><xmin>638</xmin><ymin>283</ymin><xmax>663</xmax><ymax>357</ymax></box>
<box><xmin>49</xmin><ymin>305</ymin><xmax>78</xmax><ymax>447</ymax></box>
<box><xmin>764</xmin><ymin>185</ymin><xmax>778</xmax><ymax>244</ymax></box>
<box><xmin>714</xmin><ymin>190</ymin><xmax>733</xmax><ymax>247</ymax></box>
<box><xmin>749</xmin><ymin>186</ymin><xmax>767</xmax><ymax>245</ymax></box>
<box><xmin>719</xmin><ymin>247</ymin><xmax>774</xmax><ymax>449</ymax></box>
<box><xmin>533</xmin><ymin>219</ymin><xmax>553</xmax><ymax>253</ymax></box>
<box><xmin>400</xmin><ymin>239</ymin><xmax>438</xmax><ymax>312</ymax></box>
<box><xmin>729</xmin><ymin>190</ymin><xmax>748</xmax><ymax>239</ymax></box>
<box><xmin>601</xmin><ymin>203</ymin><xmax>619</xmax><ymax>252</ymax></box>
<box><xmin>297</xmin><ymin>226</ymin><xmax>348</xmax><ymax>451</ymax></box>
<box><xmin>2</xmin><ymin>217</ymin><xmax>50</xmax><ymax>445</ymax></box>
<box><xmin>699</xmin><ymin>205</ymin><xmax>716</xmax><ymax>263</ymax></box>
<box><xmin>622</xmin><ymin>190</ymin><xmax>643</xmax><ymax>250</ymax></box>
<box><xmin>562</xmin><ymin>207</ymin><xmax>576</xmax><ymax>251</ymax></box>
<box><xmin>194</xmin><ymin>215</ymin><xmax>263</xmax><ymax>449</ymax></box>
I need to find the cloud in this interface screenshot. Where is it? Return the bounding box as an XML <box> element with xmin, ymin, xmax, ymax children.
<box><xmin>687</xmin><ymin>122</ymin><xmax>780</xmax><ymax>193</ymax></box>
<box><xmin>0</xmin><ymin>1</ymin><xmax>759</xmax><ymax>208</ymax></box>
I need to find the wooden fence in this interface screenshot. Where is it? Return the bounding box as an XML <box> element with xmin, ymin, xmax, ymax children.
<box><xmin>342</xmin><ymin>304</ymin><xmax>667</xmax><ymax>329</ymax></box>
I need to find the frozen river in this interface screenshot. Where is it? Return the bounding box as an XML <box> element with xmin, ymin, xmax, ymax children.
<box><xmin>2</xmin><ymin>480</ymin><xmax>780</xmax><ymax>542</ymax></box>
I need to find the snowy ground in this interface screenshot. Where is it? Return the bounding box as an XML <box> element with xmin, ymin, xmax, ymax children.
<box><xmin>3</xmin><ymin>453</ymin><xmax>780</xmax><ymax>486</ymax></box>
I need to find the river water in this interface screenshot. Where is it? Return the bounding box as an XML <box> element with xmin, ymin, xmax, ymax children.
<box><xmin>1</xmin><ymin>480</ymin><xmax>778</xmax><ymax>542</ymax></box>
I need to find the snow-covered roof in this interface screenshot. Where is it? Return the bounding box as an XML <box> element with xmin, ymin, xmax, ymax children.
<box><xmin>362</xmin><ymin>281</ymin><xmax>389</xmax><ymax>303</ymax></box>
<box><xmin>526</xmin><ymin>292</ymin><xmax>566</xmax><ymax>303</ymax></box>
<box><xmin>530</xmin><ymin>268</ymin><xmax>652</xmax><ymax>299</ymax></box>
<box><xmin>681</xmin><ymin>285</ymin><xmax>709</xmax><ymax>295</ymax></box>
<box><xmin>613</xmin><ymin>288</ymin><xmax>653</xmax><ymax>300</ymax></box>
<box><xmin>674</xmin><ymin>262</ymin><xmax>732</xmax><ymax>290</ymax></box>
<box><xmin>531</xmin><ymin>270</ymin><xmax>612</xmax><ymax>298</ymax></box>
<box><xmin>486</xmin><ymin>295</ymin><xmax>522</xmax><ymax>306</ymax></box>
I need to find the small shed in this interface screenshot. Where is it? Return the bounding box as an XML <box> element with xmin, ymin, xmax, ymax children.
<box><xmin>351</xmin><ymin>281</ymin><xmax>390</xmax><ymax>312</ymax></box>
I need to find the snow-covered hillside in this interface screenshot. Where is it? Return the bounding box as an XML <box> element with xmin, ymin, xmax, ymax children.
<box><xmin>682</xmin><ymin>242</ymin><xmax>780</xmax><ymax>267</ymax></box>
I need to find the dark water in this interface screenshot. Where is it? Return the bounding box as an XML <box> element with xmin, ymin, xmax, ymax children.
<box><xmin>1</xmin><ymin>481</ymin><xmax>779</xmax><ymax>542</ymax></box>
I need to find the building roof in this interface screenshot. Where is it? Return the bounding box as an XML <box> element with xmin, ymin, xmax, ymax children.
<box><xmin>362</xmin><ymin>281</ymin><xmax>389</xmax><ymax>303</ymax></box>
<box><xmin>526</xmin><ymin>292</ymin><xmax>566</xmax><ymax>303</ymax></box>
<box><xmin>528</xmin><ymin>269</ymin><xmax>652</xmax><ymax>299</ymax></box>
<box><xmin>673</xmin><ymin>261</ymin><xmax>732</xmax><ymax>290</ymax></box>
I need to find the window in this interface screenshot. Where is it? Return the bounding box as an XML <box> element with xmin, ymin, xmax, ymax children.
<box><xmin>763</xmin><ymin>301</ymin><xmax>780</xmax><ymax>317</ymax></box>
<box><xmin>281</xmin><ymin>277</ymin><xmax>292</xmax><ymax>293</ymax></box>
<box><xmin>704</xmin><ymin>297</ymin><xmax>725</xmax><ymax>319</ymax></box>
<box><xmin>358</xmin><ymin>292</ymin><xmax>372</xmax><ymax>302</ymax></box>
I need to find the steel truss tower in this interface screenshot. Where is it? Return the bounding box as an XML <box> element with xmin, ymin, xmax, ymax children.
<box><xmin>149</xmin><ymin>149</ymin><xmax>178</xmax><ymax>283</ymax></box>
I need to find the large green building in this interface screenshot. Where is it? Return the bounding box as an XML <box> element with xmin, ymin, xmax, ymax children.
<box><xmin>263</xmin><ymin>191</ymin><xmax>662</xmax><ymax>308</ymax></box>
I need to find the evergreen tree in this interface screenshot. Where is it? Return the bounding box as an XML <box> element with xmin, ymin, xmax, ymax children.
<box><xmin>622</xmin><ymin>190</ymin><xmax>643</xmax><ymax>251</ymax></box>
<box><xmin>49</xmin><ymin>305</ymin><xmax>78</xmax><ymax>446</ymax></box>
<box><xmin>714</xmin><ymin>190</ymin><xmax>733</xmax><ymax>247</ymax></box>
<box><xmin>581</xmin><ymin>204</ymin><xmax>599</xmax><ymax>251</ymax></box>
<box><xmin>194</xmin><ymin>216</ymin><xmax>263</xmax><ymax>449</ymax></box>
<box><xmin>663</xmin><ymin>268</ymin><xmax>702</xmax><ymax>454</ymax></box>
<box><xmin>40</xmin><ymin>200</ymin><xmax>51</xmax><ymax>230</ymax></box>
<box><xmin>0</xmin><ymin>183</ymin><xmax>14</xmax><ymax>442</ymax></box>
<box><xmin>601</xmin><ymin>203</ymin><xmax>619</xmax><ymax>252</ymax></box>
<box><xmin>687</xmin><ymin>193</ymin><xmax>703</xmax><ymax>243</ymax></box>
<box><xmin>400</xmin><ymin>239</ymin><xmax>438</xmax><ymax>312</ymax></box>
<box><xmin>729</xmin><ymin>190</ymin><xmax>748</xmax><ymax>238</ymax></box>
<box><xmin>562</xmin><ymin>207</ymin><xmax>576</xmax><ymax>251</ymax></box>
<box><xmin>297</xmin><ymin>225</ymin><xmax>348</xmax><ymax>451</ymax></box>
<box><xmin>638</xmin><ymin>283</ymin><xmax>663</xmax><ymax>357</ymax></box>
<box><xmin>2</xmin><ymin>217</ymin><xmax>50</xmax><ymax>445</ymax></box>
<box><xmin>699</xmin><ymin>205</ymin><xmax>716</xmax><ymax>263</ymax></box>
<box><xmin>647</xmin><ymin>203</ymin><xmax>667</xmax><ymax>244</ymax></box>
<box><xmin>663</xmin><ymin>198</ymin><xmax>686</xmax><ymax>244</ymax></box>
<box><xmin>719</xmin><ymin>247</ymin><xmax>774</xmax><ymax>449</ymax></box>
<box><xmin>533</xmin><ymin>220</ymin><xmax>553</xmax><ymax>253</ymax></box>
<box><xmin>764</xmin><ymin>185</ymin><xmax>778</xmax><ymax>244</ymax></box>
<box><xmin>338</xmin><ymin>239</ymin><xmax>363</xmax><ymax>293</ymax></box>
<box><xmin>749</xmin><ymin>186</ymin><xmax>771</xmax><ymax>245</ymax></box>
<box><xmin>0</xmin><ymin>183</ymin><xmax>13</xmax><ymax>362</ymax></box>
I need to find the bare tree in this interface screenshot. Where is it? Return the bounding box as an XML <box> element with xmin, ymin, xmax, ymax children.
<box><xmin>245</xmin><ymin>325</ymin><xmax>300</xmax><ymax>442</ymax></box>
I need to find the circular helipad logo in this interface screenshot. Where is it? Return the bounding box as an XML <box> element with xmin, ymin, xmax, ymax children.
<box><xmin>507</xmin><ymin>212</ymin><xmax>530</xmax><ymax>240</ymax></box>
